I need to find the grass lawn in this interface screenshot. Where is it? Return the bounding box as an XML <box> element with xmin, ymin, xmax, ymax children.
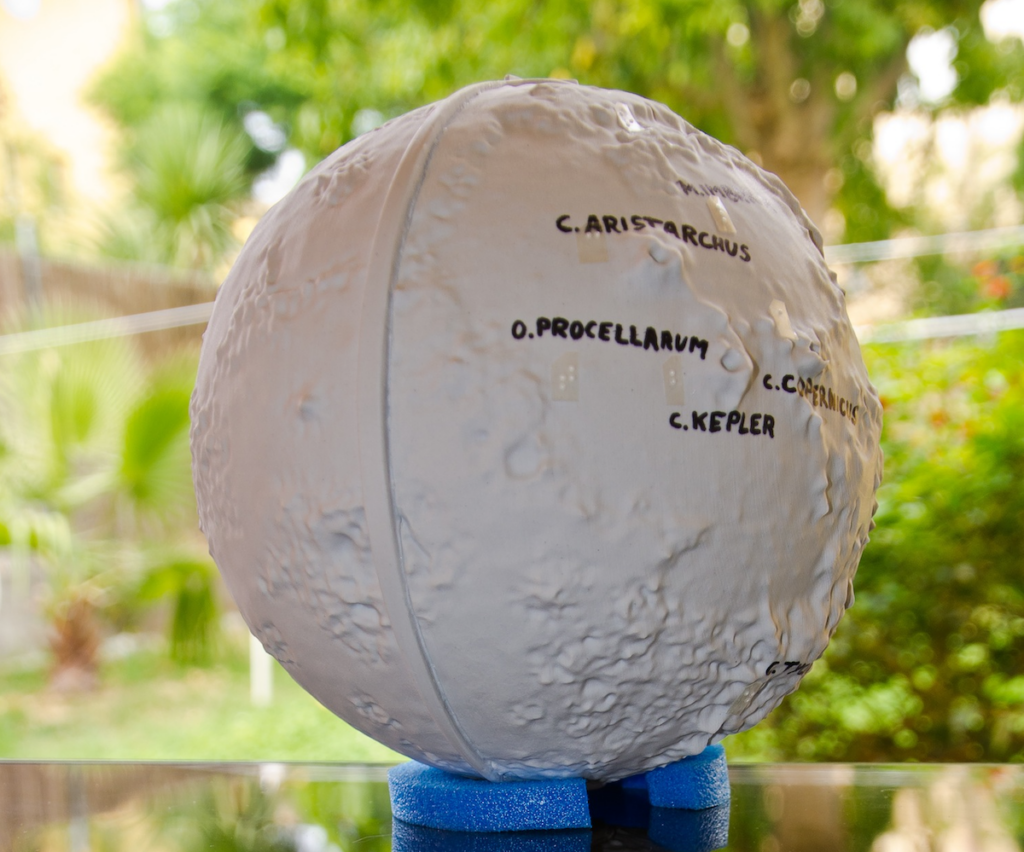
<box><xmin>0</xmin><ymin>637</ymin><xmax>402</xmax><ymax>762</ymax></box>
<box><xmin>0</xmin><ymin>633</ymin><xmax>778</xmax><ymax>763</ymax></box>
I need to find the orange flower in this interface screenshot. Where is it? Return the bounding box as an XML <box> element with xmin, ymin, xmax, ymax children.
<box><xmin>984</xmin><ymin>276</ymin><xmax>1012</xmax><ymax>299</ymax></box>
<box><xmin>972</xmin><ymin>259</ymin><xmax>998</xmax><ymax>279</ymax></box>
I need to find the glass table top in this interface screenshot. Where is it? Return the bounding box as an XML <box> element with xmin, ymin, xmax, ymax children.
<box><xmin>0</xmin><ymin>762</ymin><xmax>1021</xmax><ymax>852</ymax></box>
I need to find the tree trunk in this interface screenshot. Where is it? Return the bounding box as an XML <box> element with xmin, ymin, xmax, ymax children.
<box><xmin>712</xmin><ymin>11</ymin><xmax>836</xmax><ymax>228</ymax></box>
<box><xmin>708</xmin><ymin>10</ymin><xmax>909</xmax><ymax>232</ymax></box>
<box><xmin>49</xmin><ymin>596</ymin><xmax>101</xmax><ymax>692</ymax></box>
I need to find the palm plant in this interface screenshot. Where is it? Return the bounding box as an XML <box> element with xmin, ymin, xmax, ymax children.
<box><xmin>0</xmin><ymin>305</ymin><xmax>218</xmax><ymax>684</ymax></box>
<box><xmin>98</xmin><ymin>104</ymin><xmax>249</xmax><ymax>271</ymax></box>
<box><xmin>137</xmin><ymin>556</ymin><xmax>220</xmax><ymax>666</ymax></box>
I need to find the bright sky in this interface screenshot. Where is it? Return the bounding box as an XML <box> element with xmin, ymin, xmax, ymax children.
<box><xmin>873</xmin><ymin>0</ymin><xmax>1024</xmax><ymax>231</ymax></box>
<box><xmin>982</xmin><ymin>0</ymin><xmax>1024</xmax><ymax>39</ymax></box>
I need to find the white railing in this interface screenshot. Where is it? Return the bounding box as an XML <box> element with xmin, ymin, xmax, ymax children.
<box><xmin>0</xmin><ymin>224</ymin><xmax>1021</xmax><ymax>351</ymax></box>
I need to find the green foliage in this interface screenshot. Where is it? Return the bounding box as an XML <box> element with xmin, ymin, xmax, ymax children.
<box><xmin>954</xmin><ymin>19</ymin><xmax>1024</xmax><ymax>105</ymax></box>
<box><xmin>138</xmin><ymin>558</ymin><xmax>219</xmax><ymax>665</ymax></box>
<box><xmin>835</xmin><ymin>150</ymin><xmax>910</xmax><ymax>244</ymax></box>
<box><xmin>170</xmin><ymin>786</ymin><xmax>296</xmax><ymax>852</ymax></box>
<box><xmin>1015</xmin><ymin>132</ymin><xmax>1024</xmax><ymax>199</ymax></box>
<box><xmin>729</xmin><ymin>330</ymin><xmax>1024</xmax><ymax>762</ymax></box>
<box><xmin>0</xmin><ymin>310</ymin><xmax>141</xmax><ymax>565</ymax></box>
<box><xmin>0</xmin><ymin>306</ymin><xmax>216</xmax><ymax>678</ymax></box>
<box><xmin>90</xmin><ymin>7</ymin><xmax>291</xmax><ymax>176</ymax></box>
<box><xmin>142</xmin><ymin>772</ymin><xmax>393</xmax><ymax>852</ymax></box>
<box><xmin>286</xmin><ymin>779</ymin><xmax>392</xmax><ymax>852</ymax></box>
<box><xmin>913</xmin><ymin>248</ymin><xmax>1024</xmax><ymax>317</ymax></box>
<box><xmin>118</xmin><ymin>353</ymin><xmax>197</xmax><ymax>520</ymax></box>
<box><xmin>89</xmin><ymin>0</ymin><xmax>1024</xmax><ymax>235</ymax></box>
<box><xmin>98</xmin><ymin>105</ymin><xmax>249</xmax><ymax>270</ymax></box>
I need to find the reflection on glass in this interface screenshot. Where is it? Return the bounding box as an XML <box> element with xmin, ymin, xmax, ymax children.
<box><xmin>647</xmin><ymin>805</ymin><xmax>730</xmax><ymax>852</ymax></box>
<box><xmin>392</xmin><ymin>820</ymin><xmax>591</xmax><ymax>851</ymax></box>
<box><xmin>588</xmin><ymin>781</ymin><xmax>729</xmax><ymax>851</ymax></box>
<box><xmin>2</xmin><ymin>763</ymin><xmax>1023</xmax><ymax>852</ymax></box>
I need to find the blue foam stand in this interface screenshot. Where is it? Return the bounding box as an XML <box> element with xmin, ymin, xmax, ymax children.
<box><xmin>388</xmin><ymin>762</ymin><xmax>591</xmax><ymax>832</ymax></box>
<box><xmin>391</xmin><ymin>819</ymin><xmax>592</xmax><ymax>852</ymax></box>
<box><xmin>641</xmin><ymin>744</ymin><xmax>731</xmax><ymax>810</ymax></box>
<box><xmin>388</xmin><ymin>744</ymin><xmax>730</xmax><ymax>834</ymax></box>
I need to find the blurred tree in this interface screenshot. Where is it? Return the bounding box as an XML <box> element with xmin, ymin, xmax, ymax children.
<box><xmin>0</xmin><ymin>311</ymin><xmax>218</xmax><ymax>685</ymax></box>
<box><xmin>730</xmin><ymin>330</ymin><xmax>1024</xmax><ymax>762</ymax></box>
<box><xmin>91</xmin><ymin>0</ymin><xmax>1024</xmax><ymax>240</ymax></box>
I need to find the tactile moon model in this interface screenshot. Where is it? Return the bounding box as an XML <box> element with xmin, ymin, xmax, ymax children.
<box><xmin>191</xmin><ymin>78</ymin><xmax>883</xmax><ymax>782</ymax></box>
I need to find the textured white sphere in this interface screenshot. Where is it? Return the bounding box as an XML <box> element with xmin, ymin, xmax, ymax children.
<box><xmin>191</xmin><ymin>79</ymin><xmax>883</xmax><ymax>782</ymax></box>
